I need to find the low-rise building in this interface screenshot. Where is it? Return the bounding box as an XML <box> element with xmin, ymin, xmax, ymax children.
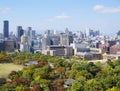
<box><xmin>42</xmin><ymin>45</ymin><xmax>73</xmax><ymax>57</ymax></box>
<box><xmin>110</xmin><ymin>45</ymin><xmax>120</xmax><ymax>54</ymax></box>
<box><xmin>4</xmin><ymin>39</ymin><xmax>15</xmax><ymax>52</ymax></box>
<box><xmin>75</xmin><ymin>52</ymin><xmax>102</xmax><ymax>60</ymax></box>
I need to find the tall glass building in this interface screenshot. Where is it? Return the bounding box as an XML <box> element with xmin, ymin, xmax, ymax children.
<box><xmin>3</xmin><ymin>20</ymin><xmax>9</xmax><ymax>38</ymax></box>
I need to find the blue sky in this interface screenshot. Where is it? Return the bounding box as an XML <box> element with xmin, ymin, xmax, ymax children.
<box><xmin>0</xmin><ymin>0</ymin><xmax>120</xmax><ymax>35</ymax></box>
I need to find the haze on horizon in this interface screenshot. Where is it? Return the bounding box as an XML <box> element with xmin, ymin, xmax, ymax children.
<box><xmin>0</xmin><ymin>0</ymin><xmax>120</xmax><ymax>35</ymax></box>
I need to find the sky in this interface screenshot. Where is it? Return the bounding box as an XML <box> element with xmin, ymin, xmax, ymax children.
<box><xmin>0</xmin><ymin>0</ymin><xmax>120</xmax><ymax>35</ymax></box>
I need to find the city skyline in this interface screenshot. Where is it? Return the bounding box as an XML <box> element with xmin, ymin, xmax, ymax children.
<box><xmin>0</xmin><ymin>0</ymin><xmax>120</xmax><ymax>35</ymax></box>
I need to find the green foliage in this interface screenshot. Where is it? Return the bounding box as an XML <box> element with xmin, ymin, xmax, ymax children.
<box><xmin>0</xmin><ymin>53</ymin><xmax>12</xmax><ymax>63</ymax></box>
<box><xmin>8</xmin><ymin>71</ymin><xmax>23</xmax><ymax>80</ymax></box>
<box><xmin>84</xmin><ymin>79</ymin><xmax>104</xmax><ymax>91</ymax></box>
<box><xmin>70</xmin><ymin>81</ymin><xmax>83</xmax><ymax>91</ymax></box>
<box><xmin>1</xmin><ymin>52</ymin><xmax>120</xmax><ymax>91</ymax></box>
<box><xmin>0</xmin><ymin>78</ymin><xmax>6</xmax><ymax>86</ymax></box>
<box><xmin>106</xmin><ymin>87</ymin><xmax>120</xmax><ymax>91</ymax></box>
<box><xmin>1</xmin><ymin>83</ymin><xmax>17</xmax><ymax>91</ymax></box>
<box><xmin>22</xmin><ymin>69</ymin><xmax>33</xmax><ymax>79</ymax></box>
<box><xmin>16</xmin><ymin>85</ymin><xmax>27</xmax><ymax>91</ymax></box>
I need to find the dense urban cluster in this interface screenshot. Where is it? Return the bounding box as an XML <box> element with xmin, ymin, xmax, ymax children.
<box><xmin>0</xmin><ymin>52</ymin><xmax>120</xmax><ymax>91</ymax></box>
<box><xmin>0</xmin><ymin>20</ymin><xmax>120</xmax><ymax>91</ymax></box>
<box><xmin>0</xmin><ymin>20</ymin><xmax>120</xmax><ymax>61</ymax></box>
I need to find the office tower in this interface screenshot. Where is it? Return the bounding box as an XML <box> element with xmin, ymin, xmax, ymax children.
<box><xmin>65</xmin><ymin>28</ymin><xmax>69</xmax><ymax>34</ymax></box>
<box><xmin>76</xmin><ymin>31</ymin><xmax>84</xmax><ymax>39</ymax></box>
<box><xmin>60</xmin><ymin>34</ymin><xmax>73</xmax><ymax>46</ymax></box>
<box><xmin>27</xmin><ymin>27</ymin><xmax>32</xmax><ymax>36</ymax></box>
<box><xmin>85</xmin><ymin>28</ymin><xmax>90</xmax><ymax>37</ymax></box>
<box><xmin>53</xmin><ymin>30</ymin><xmax>57</xmax><ymax>35</ymax></box>
<box><xmin>45</xmin><ymin>29</ymin><xmax>54</xmax><ymax>36</ymax></box>
<box><xmin>95</xmin><ymin>30</ymin><xmax>100</xmax><ymax>36</ymax></box>
<box><xmin>17</xmin><ymin>26</ymin><xmax>24</xmax><ymax>41</ymax></box>
<box><xmin>27</xmin><ymin>27</ymin><xmax>32</xmax><ymax>42</ymax></box>
<box><xmin>117</xmin><ymin>30</ymin><xmax>120</xmax><ymax>39</ymax></box>
<box><xmin>3</xmin><ymin>20</ymin><xmax>9</xmax><ymax>39</ymax></box>
<box><xmin>42</xmin><ymin>36</ymin><xmax>51</xmax><ymax>50</ymax></box>
<box><xmin>32</xmin><ymin>30</ymin><xmax>36</xmax><ymax>39</ymax></box>
<box><xmin>50</xmin><ymin>35</ymin><xmax>60</xmax><ymax>45</ymax></box>
<box><xmin>20</xmin><ymin>31</ymin><xmax>31</xmax><ymax>52</ymax></box>
<box><xmin>0</xmin><ymin>33</ymin><xmax>3</xmax><ymax>39</ymax></box>
<box><xmin>45</xmin><ymin>30</ymin><xmax>50</xmax><ymax>36</ymax></box>
<box><xmin>90</xmin><ymin>30</ymin><xmax>95</xmax><ymax>37</ymax></box>
<box><xmin>117</xmin><ymin>30</ymin><xmax>120</xmax><ymax>36</ymax></box>
<box><xmin>4</xmin><ymin>39</ymin><xmax>15</xmax><ymax>52</ymax></box>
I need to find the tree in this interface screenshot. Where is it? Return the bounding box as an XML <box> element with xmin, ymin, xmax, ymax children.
<box><xmin>22</xmin><ymin>70</ymin><xmax>33</xmax><ymax>79</ymax></box>
<box><xmin>84</xmin><ymin>79</ymin><xmax>104</xmax><ymax>91</ymax></box>
<box><xmin>9</xmin><ymin>71</ymin><xmax>22</xmax><ymax>80</ymax></box>
<box><xmin>106</xmin><ymin>87</ymin><xmax>120</xmax><ymax>91</ymax></box>
<box><xmin>33</xmin><ymin>84</ymin><xmax>41</xmax><ymax>91</ymax></box>
<box><xmin>0</xmin><ymin>78</ymin><xmax>6</xmax><ymax>86</ymax></box>
<box><xmin>16</xmin><ymin>85</ymin><xmax>29</xmax><ymax>91</ymax></box>
<box><xmin>1</xmin><ymin>83</ymin><xmax>17</xmax><ymax>91</ymax></box>
<box><xmin>70</xmin><ymin>82</ymin><xmax>83</xmax><ymax>91</ymax></box>
<box><xmin>55</xmin><ymin>67</ymin><xmax>66</xmax><ymax>78</ymax></box>
<box><xmin>102</xmin><ymin>65</ymin><xmax>113</xmax><ymax>75</ymax></box>
<box><xmin>75</xmin><ymin>70</ymin><xmax>93</xmax><ymax>81</ymax></box>
<box><xmin>86</xmin><ymin>62</ymin><xmax>100</xmax><ymax>76</ymax></box>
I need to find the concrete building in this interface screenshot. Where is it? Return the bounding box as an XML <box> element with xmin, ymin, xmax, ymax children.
<box><xmin>50</xmin><ymin>35</ymin><xmax>60</xmax><ymax>45</ymax></box>
<box><xmin>85</xmin><ymin>28</ymin><xmax>91</xmax><ymax>37</ymax></box>
<box><xmin>103</xmin><ymin>53</ymin><xmax>120</xmax><ymax>60</ymax></box>
<box><xmin>20</xmin><ymin>31</ymin><xmax>31</xmax><ymax>52</ymax></box>
<box><xmin>4</xmin><ymin>38</ymin><xmax>15</xmax><ymax>52</ymax></box>
<box><xmin>0</xmin><ymin>33</ymin><xmax>4</xmax><ymax>40</ymax></box>
<box><xmin>75</xmin><ymin>52</ymin><xmax>102</xmax><ymax>60</ymax></box>
<box><xmin>60</xmin><ymin>34</ymin><xmax>73</xmax><ymax>46</ymax></box>
<box><xmin>42</xmin><ymin>45</ymin><xmax>73</xmax><ymax>57</ymax></box>
<box><xmin>33</xmin><ymin>35</ymin><xmax>43</xmax><ymax>53</ymax></box>
<box><xmin>70</xmin><ymin>42</ymin><xmax>89</xmax><ymax>55</ymax></box>
<box><xmin>32</xmin><ymin>30</ymin><xmax>36</xmax><ymax>39</ymax></box>
<box><xmin>99</xmin><ymin>40</ymin><xmax>116</xmax><ymax>54</ymax></box>
<box><xmin>0</xmin><ymin>42</ymin><xmax>4</xmax><ymax>52</ymax></box>
<box><xmin>42</xmin><ymin>36</ymin><xmax>51</xmax><ymax>50</ymax></box>
<box><xmin>16</xmin><ymin>26</ymin><xmax>24</xmax><ymax>41</ymax></box>
<box><xmin>110</xmin><ymin>45</ymin><xmax>120</xmax><ymax>54</ymax></box>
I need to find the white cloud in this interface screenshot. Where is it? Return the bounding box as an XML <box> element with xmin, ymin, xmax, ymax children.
<box><xmin>47</xmin><ymin>13</ymin><xmax>69</xmax><ymax>22</ymax></box>
<box><xmin>55</xmin><ymin>13</ymin><xmax>69</xmax><ymax>19</ymax></box>
<box><xmin>0</xmin><ymin>7</ymin><xmax>11</xmax><ymax>14</ymax></box>
<box><xmin>93</xmin><ymin>5</ymin><xmax>120</xmax><ymax>13</ymax></box>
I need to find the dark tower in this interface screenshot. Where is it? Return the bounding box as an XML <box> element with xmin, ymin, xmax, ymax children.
<box><xmin>17</xmin><ymin>26</ymin><xmax>24</xmax><ymax>41</ymax></box>
<box><xmin>3</xmin><ymin>20</ymin><xmax>9</xmax><ymax>38</ymax></box>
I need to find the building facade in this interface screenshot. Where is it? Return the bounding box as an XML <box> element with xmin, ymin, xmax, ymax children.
<box><xmin>3</xmin><ymin>20</ymin><xmax>9</xmax><ymax>39</ymax></box>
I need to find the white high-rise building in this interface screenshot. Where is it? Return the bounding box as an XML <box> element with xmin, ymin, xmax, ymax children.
<box><xmin>20</xmin><ymin>31</ymin><xmax>31</xmax><ymax>52</ymax></box>
<box><xmin>85</xmin><ymin>28</ymin><xmax>90</xmax><ymax>37</ymax></box>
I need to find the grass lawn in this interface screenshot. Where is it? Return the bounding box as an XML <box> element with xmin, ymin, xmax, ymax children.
<box><xmin>0</xmin><ymin>63</ymin><xmax>23</xmax><ymax>78</ymax></box>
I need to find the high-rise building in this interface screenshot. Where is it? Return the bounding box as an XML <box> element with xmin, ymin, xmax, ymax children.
<box><xmin>32</xmin><ymin>30</ymin><xmax>36</xmax><ymax>39</ymax></box>
<box><xmin>42</xmin><ymin>36</ymin><xmax>51</xmax><ymax>50</ymax></box>
<box><xmin>60</xmin><ymin>34</ymin><xmax>73</xmax><ymax>46</ymax></box>
<box><xmin>17</xmin><ymin>26</ymin><xmax>24</xmax><ymax>41</ymax></box>
<box><xmin>3</xmin><ymin>20</ymin><xmax>9</xmax><ymax>39</ymax></box>
<box><xmin>50</xmin><ymin>35</ymin><xmax>60</xmax><ymax>45</ymax></box>
<box><xmin>65</xmin><ymin>28</ymin><xmax>69</xmax><ymax>34</ymax></box>
<box><xmin>27</xmin><ymin>27</ymin><xmax>32</xmax><ymax>37</ymax></box>
<box><xmin>85</xmin><ymin>28</ymin><xmax>90</xmax><ymax>37</ymax></box>
<box><xmin>20</xmin><ymin>31</ymin><xmax>31</xmax><ymax>52</ymax></box>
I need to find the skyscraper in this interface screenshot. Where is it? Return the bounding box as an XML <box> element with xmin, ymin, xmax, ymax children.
<box><xmin>60</xmin><ymin>34</ymin><xmax>73</xmax><ymax>46</ymax></box>
<box><xmin>3</xmin><ymin>20</ymin><xmax>9</xmax><ymax>39</ymax></box>
<box><xmin>17</xmin><ymin>26</ymin><xmax>24</xmax><ymax>41</ymax></box>
<box><xmin>85</xmin><ymin>28</ymin><xmax>90</xmax><ymax>37</ymax></box>
<box><xmin>20</xmin><ymin>31</ymin><xmax>31</xmax><ymax>52</ymax></box>
<box><xmin>27</xmin><ymin>27</ymin><xmax>32</xmax><ymax>37</ymax></box>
